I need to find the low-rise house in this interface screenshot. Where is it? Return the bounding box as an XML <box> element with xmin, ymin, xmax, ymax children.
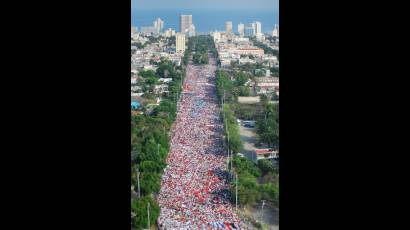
<box><xmin>255</xmin><ymin>148</ymin><xmax>279</xmax><ymax>161</ymax></box>
<box><xmin>239</xmin><ymin>56</ymin><xmax>256</xmax><ymax>64</ymax></box>
<box><xmin>238</xmin><ymin>96</ymin><xmax>260</xmax><ymax>104</ymax></box>
<box><xmin>143</xmin><ymin>65</ymin><xmax>157</xmax><ymax>71</ymax></box>
<box><xmin>255</xmin><ymin>77</ymin><xmax>279</xmax><ymax>94</ymax></box>
<box><xmin>154</xmin><ymin>84</ymin><xmax>169</xmax><ymax>94</ymax></box>
<box><xmin>158</xmin><ymin>78</ymin><xmax>173</xmax><ymax>83</ymax></box>
<box><xmin>131</xmin><ymin>77</ymin><xmax>138</xmax><ymax>85</ymax></box>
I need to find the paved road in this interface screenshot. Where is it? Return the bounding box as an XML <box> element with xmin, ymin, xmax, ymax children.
<box><xmin>157</xmin><ymin>51</ymin><xmax>247</xmax><ymax>229</ymax></box>
<box><xmin>239</xmin><ymin>124</ymin><xmax>258</xmax><ymax>162</ymax></box>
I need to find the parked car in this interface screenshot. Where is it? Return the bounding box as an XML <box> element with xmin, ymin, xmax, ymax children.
<box><xmin>244</xmin><ymin>123</ymin><xmax>255</xmax><ymax>128</ymax></box>
<box><xmin>237</xmin><ymin>153</ymin><xmax>245</xmax><ymax>158</ymax></box>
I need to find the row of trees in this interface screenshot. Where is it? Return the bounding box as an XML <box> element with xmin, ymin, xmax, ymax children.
<box><xmin>131</xmin><ymin>42</ymin><xmax>146</xmax><ymax>49</ymax></box>
<box><xmin>192</xmin><ymin>36</ymin><xmax>211</xmax><ymax>64</ymax></box>
<box><xmin>183</xmin><ymin>38</ymin><xmax>193</xmax><ymax>66</ymax></box>
<box><xmin>256</xmin><ymin>97</ymin><xmax>279</xmax><ymax>148</ymax></box>
<box><xmin>217</xmin><ymin>92</ymin><xmax>279</xmax><ymax>208</ymax></box>
<box><xmin>215</xmin><ymin>66</ymin><xmax>279</xmax><ymax>210</ymax></box>
<box><xmin>130</xmin><ymin>44</ymin><xmax>190</xmax><ymax>229</ymax></box>
<box><xmin>232</xmin><ymin>156</ymin><xmax>279</xmax><ymax>207</ymax></box>
<box><xmin>209</xmin><ymin>36</ymin><xmax>221</xmax><ymax>66</ymax></box>
<box><xmin>215</xmin><ymin>70</ymin><xmax>252</xmax><ymax>103</ymax></box>
<box><xmin>222</xmin><ymin>104</ymin><xmax>242</xmax><ymax>155</ymax></box>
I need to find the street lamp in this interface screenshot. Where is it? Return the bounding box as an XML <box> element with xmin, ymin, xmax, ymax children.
<box><xmin>260</xmin><ymin>200</ymin><xmax>266</xmax><ymax>223</ymax></box>
<box><xmin>147</xmin><ymin>202</ymin><xmax>150</xmax><ymax>229</ymax></box>
<box><xmin>235</xmin><ymin>173</ymin><xmax>238</xmax><ymax>211</ymax></box>
<box><xmin>137</xmin><ymin>169</ymin><xmax>141</xmax><ymax>199</ymax></box>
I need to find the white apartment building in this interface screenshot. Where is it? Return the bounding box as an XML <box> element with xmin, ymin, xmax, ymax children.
<box><xmin>238</xmin><ymin>23</ymin><xmax>245</xmax><ymax>37</ymax></box>
<box><xmin>176</xmin><ymin>33</ymin><xmax>186</xmax><ymax>54</ymax></box>
<box><xmin>254</xmin><ymin>21</ymin><xmax>262</xmax><ymax>36</ymax></box>
<box><xmin>226</xmin><ymin>21</ymin><xmax>233</xmax><ymax>34</ymax></box>
<box><xmin>180</xmin><ymin>15</ymin><xmax>192</xmax><ymax>34</ymax></box>
<box><xmin>153</xmin><ymin>18</ymin><xmax>164</xmax><ymax>33</ymax></box>
<box><xmin>188</xmin><ymin>24</ymin><xmax>196</xmax><ymax>37</ymax></box>
<box><xmin>272</xmin><ymin>24</ymin><xmax>279</xmax><ymax>37</ymax></box>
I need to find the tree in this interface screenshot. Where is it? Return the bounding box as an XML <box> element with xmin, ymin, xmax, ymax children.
<box><xmin>237</xmin><ymin>174</ymin><xmax>261</xmax><ymax>205</ymax></box>
<box><xmin>256</xmin><ymin>104</ymin><xmax>279</xmax><ymax>147</ymax></box>
<box><xmin>131</xmin><ymin>196</ymin><xmax>160</xmax><ymax>229</ymax></box>
<box><xmin>215</xmin><ymin>70</ymin><xmax>234</xmax><ymax>102</ymax></box>
<box><xmin>257</xmin><ymin>159</ymin><xmax>274</xmax><ymax>175</ymax></box>
<box><xmin>140</xmin><ymin>172</ymin><xmax>161</xmax><ymax>195</ymax></box>
<box><xmin>238</xmin><ymin>86</ymin><xmax>250</xmax><ymax>96</ymax></box>
<box><xmin>223</xmin><ymin>104</ymin><xmax>243</xmax><ymax>154</ymax></box>
<box><xmin>260</xmin><ymin>94</ymin><xmax>269</xmax><ymax>107</ymax></box>
<box><xmin>156</xmin><ymin>59</ymin><xmax>174</xmax><ymax>78</ymax></box>
<box><xmin>139</xmin><ymin>70</ymin><xmax>157</xmax><ymax>79</ymax></box>
<box><xmin>234</xmin><ymin>72</ymin><xmax>249</xmax><ymax>87</ymax></box>
<box><xmin>233</xmin><ymin>156</ymin><xmax>261</xmax><ymax>178</ymax></box>
<box><xmin>140</xmin><ymin>160</ymin><xmax>163</xmax><ymax>173</ymax></box>
<box><xmin>259</xmin><ymin>182</ymin><xmax>279</xmax><ymax>205</ymax></box>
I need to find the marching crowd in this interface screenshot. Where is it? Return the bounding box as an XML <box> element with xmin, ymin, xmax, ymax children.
<box><xmin>157</xmin><ymin>55</ymin><xmax>246</xmax><ymax>229</ymax></box>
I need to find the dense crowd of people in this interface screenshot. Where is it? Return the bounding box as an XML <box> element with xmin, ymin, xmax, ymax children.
<box><xmin>157</xmin><ymin>55</ymin><xmax>245</xmax><ymax>229</ymax></box>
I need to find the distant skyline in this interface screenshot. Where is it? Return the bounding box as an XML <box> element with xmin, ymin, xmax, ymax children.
<box><xmin>132</xmin><ymin>0</ymin><xmax>278</xmax><ymax>10</ymax></box>
<box><xmin>132</xmin><ymin>0</ymin><xmax>279</xmax><ymax>33</ymax></box>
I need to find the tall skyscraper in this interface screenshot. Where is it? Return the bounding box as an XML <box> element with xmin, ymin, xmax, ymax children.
<box><xmin>251</xmin><ymin>22</ymin><xmax>256</xmax><ymax>35</ymax></box>
<box><xmin>272</xmin><ymin>24</ymin><xmax>279</xmax><ymax>37</ymax></box>
<box><xmin>226</xmin><ymin>21</ymin><xmax>233</xmax><ymax>34</ymax></box>
<box><xmin>255</xmin><ymin>21</ymin><xmax>262</xmax><ymax>36</ymax></box>
<box><xmin>153</xmin><ymin>18</ymin><xmax>164</xmax><ymax>33</ymax></box>
<box><xmin>188</xmin><ymin>24</ymin><xmax>196</xmax><ymax>37</ymax></box>
<box><xmin>238</xmin><ymin>23</ymin><xmax>245</xmax><ymax>37</ymax></box>
<box><xmin>245</xmin><ymin>25</ymin><xmax>254</xmax><ymax>37</ymax></box>
<box><xmin>180</xmin><ymin>15</ymin><xmax>192</xmax><ymax>34</ymax></box>
<box><xmin>176</xmin><ymin>33</ymin><xmax>186</xmax><ymax>54</ymax></box>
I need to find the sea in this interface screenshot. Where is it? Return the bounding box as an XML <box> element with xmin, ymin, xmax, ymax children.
<box><xmin>131</xmin><ymin>8</ymin><xmax>279</xmax><ymax>34</ymax></box>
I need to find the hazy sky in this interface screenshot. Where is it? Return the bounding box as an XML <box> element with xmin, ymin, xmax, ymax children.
<box><xmin>131</xmin><ymin>0</ymin><xmax>279</xmax><ymax>10</ymax></box>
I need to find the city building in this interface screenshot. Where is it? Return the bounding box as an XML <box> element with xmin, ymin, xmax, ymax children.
<box><xmin>255</xmin><ymin>149</ymin><xmax>279</xmax><ymax>161</ymax></box>
<box><xmin>154</xmin><ymin>84</ymin><xmax>169</xmax><ymax>94</ymax></box>
<box><xmin>226</xmin><ymin>21</ymin><xmax>233</xmax><ymax>34</ymax></box>
<box><xmin>131</xmin><ymin>26</ymin><xmax>136</xmax><ymax>34</ymax></box>
<box><xmin>140</xmin><ymin>26</ymin><xmax>157</xmax><ymax>35</ymax></box>
<box><xmin>153</xmin><ymin>18</ymin><xmax>164</xmax><ymax>33</ymax></box>
<box><xmin>272</xmin><ymin>24</ymin><xmax>279</xmax><ymax>37</ymax></box>
<box><xmin>164</xmin><ymin>28</ymin><xmax>172</xmax><ymax>37</ymax></box>
<box><xmin>234</xmin><ymin>47</ymin><xmax>264</xmax><ymax>56</ymax></box>
<box><xmin>212</xmin><ymin>31</ymin><xmax>221</xmax><ymax>41</ymax></box>
<box><xmin>180</xmin><ymin>15</ymin><xmax>192</xmax><ymax>34</ymax></box>
<box><xmin>164</xmin><ymin>28</ymin><xmax>176</xmax><ymax>37</ymax></box>
<box><xmin>251</xmin><ymin>22</ymin><xmax>256</xmax><ymax>34</ymax></box>
<box><xmin>254</xmin><ymin>21</ymin><xmax>262</xmax><ymax>36</ymax></box>
<box><xmin>255</xmin><ymin>77</ymin><xmax>279</xmax><ymax>94</ymax></box>
<box><xmin>245</xmin><ymin>25</ymin><xmax>254</xmax><ymax>37</ymax></box>
<box><xmin>176</xmin><ymin>33</ymin><xmax>186</xmax><ymax>54</ymax></box>
<box><xmin>256</xmin><ymin>33</ymin><xmax>264</xmax><ymax>42</ymax></box>
<box><xmin>238</xmin><ymin>23</ymin><xmax>244</xmax><ymax>37</ymax></box>
<box><xmin>188</xmin><ymin>24</ymin><xmax>196</xmax><ymax>37</ymax></box>
<box><xmin>234</xmin><ymin>37</ymin><xmax>249</xmax><ymax>43</ymax></box>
